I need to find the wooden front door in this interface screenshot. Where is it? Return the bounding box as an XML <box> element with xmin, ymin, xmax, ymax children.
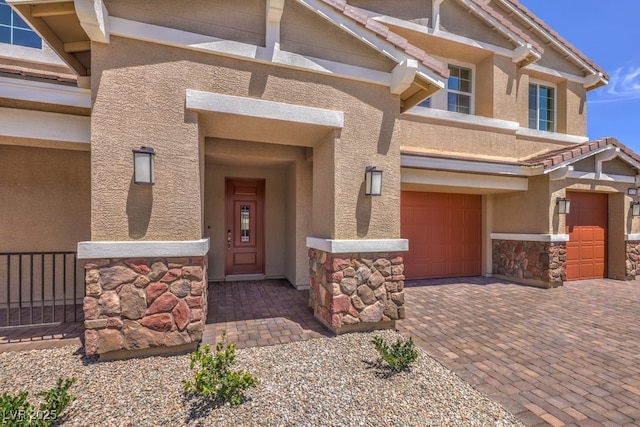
<box><xmin>225</xmin><ymin>178</ymin><xmax>265</xmax><ymax>276</ymax></box>
<box><xmin>565</xmin><ymin>191</ymin><xmax>608</xmax><ymax>280</ymax></box>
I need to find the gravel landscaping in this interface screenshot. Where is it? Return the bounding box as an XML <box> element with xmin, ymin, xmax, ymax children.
<box><xmin>0</xmin><ymin>330</ymin><xmax>523</xmax><ymax>426</ymax></box>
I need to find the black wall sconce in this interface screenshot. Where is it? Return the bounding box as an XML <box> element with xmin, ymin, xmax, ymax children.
<box><xmin>133</xmin><ymin>146</ymin><xmax>155</xmax><ymax>185</ymax></box>
<box><xmin>556</xmin><ymin>197</ymin><xmax>571</xmax><ymax>214</ymax></box>
<box><xmin>365</xmin><ymin>166</ymin><xmax>383</xmax><ymax>196</ymax></box>
<box><xmin>632</xmin><ymin>201</ymin><xmax>640</xmax><ymax>217</ymax></box>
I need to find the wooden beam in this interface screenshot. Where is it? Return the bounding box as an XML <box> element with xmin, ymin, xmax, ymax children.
<box><xmin>64</xmin><ymin>40</ymin><xmax>91</xmax><ymax>53</ymax></box>
<box><xmin>30</xmin><ymin>3</ymin><xmax>75</xmax><ymax>18</ymax></box>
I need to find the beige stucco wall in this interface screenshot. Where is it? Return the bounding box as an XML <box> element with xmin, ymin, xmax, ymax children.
<box><xmin>105</xmin><ymin>0</ymin><xmax>265</xmax><ymax>46</ymax></box>
<box><xmin>441</xmin><ymin>1</ymin><xmax>511</xmax><ymax>49</ymax></box>
<box><xmin>281</xmin><ymin>1</ymin><xmax>396</xmax><ymax>72</ymax></box>
<box><xmin>476</xmin><ymin>54</ymin><xmax>518</xmax><ymax>122</ymax></box>
<box><xmin>203</xmin><ymin>139</ymin><xmax>311</xmax><ymax>286</ymax></box>
<box><xmin>492</xmin><ymin>175</ymin><xmax>550</xmax><ymax>233</ymax></box>
<box><xmin>0</xmin><ymin>145</ymin><xmax>90</xmax><ymax>252</ymax></box>
<box><xmin>348</xmin><ymin>0</ymin><xmax>432</xmax><ymax>24</ymax></box>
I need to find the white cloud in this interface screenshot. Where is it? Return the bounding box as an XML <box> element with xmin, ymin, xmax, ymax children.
<box><xmin>591</xmin><ymin>66</ymin><xmax>640</xmax><ymax>104</ymax></box>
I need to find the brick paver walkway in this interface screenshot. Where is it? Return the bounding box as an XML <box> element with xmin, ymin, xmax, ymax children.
<box><xmin>397</xmin><ymin>277</ymin><xmax>640</xmax><ymax>427</ymax></box>
<box><xmin>202</xmin><ymin>279</ymin><xmax>331</xmax><ymax>348</ymax></box>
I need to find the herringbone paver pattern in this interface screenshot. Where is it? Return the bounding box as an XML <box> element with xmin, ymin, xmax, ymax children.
<box><xmin>397</xmin><ymin>277</ymin><xmax>640</xmax><ymax>427</ymax></box>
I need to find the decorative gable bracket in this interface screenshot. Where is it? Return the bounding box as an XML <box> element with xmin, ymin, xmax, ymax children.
<box><xmin>74</xmin><ymin>0</ymin><xmax>110</xmax><ymax>44</ymax></box>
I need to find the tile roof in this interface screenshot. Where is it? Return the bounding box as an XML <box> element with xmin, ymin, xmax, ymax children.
<box><xmin>522</xmin><ymin>137</ymin><xmax>640</xmax><ymax>169</ymax></box>
<box><xmin>318</xmin><ymin>0</ymin><xmax>450</xmax><ymax>79</ymax></box>
<box><xmin>503</xmin><ymin>0</ymin><xmax>609</xmax><ymax>80</ymax></box>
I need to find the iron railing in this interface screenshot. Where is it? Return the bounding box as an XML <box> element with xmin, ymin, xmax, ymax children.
<box><xmin>0</xmin><ymin>252</ymin><xmax>84</xmax><ymax>328</ymax></box>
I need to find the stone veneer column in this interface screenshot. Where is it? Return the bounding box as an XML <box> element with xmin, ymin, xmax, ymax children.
<box><xmin>625</xmin><ymin>241</ymin><xmax>640</xmax><ymax>279</ymax></box>
<box><xmin>78</xmin><ymin>239</ymin><xmax>209</xmax><ymax>358</ymax></box>
<box><xmin>308</xmin><ymin>249</ymin><xmax>405</xmax><ymax>333</ymax></box>
<box><xmin>492</xmin><ymin>239</ymin><xmax>566</xmax><ymax>287</ymax></box>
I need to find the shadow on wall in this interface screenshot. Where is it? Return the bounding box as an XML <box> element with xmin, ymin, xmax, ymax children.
<box><xmin>126</xmin><ymin>178</ymin><xmax>153</xmax><ymax>238</ymax></box>
<box><xmin>355</xmin><ymin>181</ymin><xmax>371</xmax><ymax>237</ymax></box>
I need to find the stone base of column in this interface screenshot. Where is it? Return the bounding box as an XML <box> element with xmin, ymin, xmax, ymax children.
<box><xmin>492</xmin><ymin>240</ymin><xmax>566</xmax><ymax>288</ymax></box>
<box><xmin>308</xmin><ymin>249</ymin><xmax>405</xmax><ymax>334</ymax></box>
<box><xmin>626</xmin><ymin>241</ymin><xmax>640</xmax><ymax>280</ymax></box>
<box><xmin>83</xmin><ymin>256</ymin><xmax>207</xmax><ymax>358</ymax></box>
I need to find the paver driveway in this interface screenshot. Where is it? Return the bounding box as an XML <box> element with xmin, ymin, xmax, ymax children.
<box><xmin>396</xmin><ymin>277</ymin><xmax>640</xmax><ymax>427</ymax></box>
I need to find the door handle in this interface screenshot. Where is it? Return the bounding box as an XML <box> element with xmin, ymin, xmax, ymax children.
<box><xmin>227</xmin><ymin>229</ymin><xmax>231</xmax><ymax>249</ymax></box>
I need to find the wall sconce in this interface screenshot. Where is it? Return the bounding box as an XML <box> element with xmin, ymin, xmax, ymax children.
<box><xmin>556</xmin><ymin>197</ymin><xmax>571</xmax><ymax>214</ymax></box>
<box><xmin>628</xmin><ymin>188</ymin><xmax>638</xmax><ymax>196</ymax></box>
<box><xmin>365</xmin><ymin>166</ymin><xmax>383</xmax><ymax>196</ymax></box>
<box><xmin>632</xmin><ymin>202</ymin><xmax>640</xmax><ymax>217</ymax></box>
<box><xmin>133</xmin><ymin>146</ymin><xmax>155</xmax><ymax>185</ymax></box>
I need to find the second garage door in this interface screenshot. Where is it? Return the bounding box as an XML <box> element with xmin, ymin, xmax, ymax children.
<box><xmin>565</xmin><ymin>191</ymin><xmax>608</xmax><ymax>280</ymax></box>
<box><xmin>401</xmin><ymin>191</ymin><xmax>482</xmax><ymax>280</ymax></box>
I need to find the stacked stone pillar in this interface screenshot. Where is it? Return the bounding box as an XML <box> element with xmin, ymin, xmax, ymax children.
<box><xmin>492</xmin><ymin>239</ymin><xmax>566</xmax><ymax>287</ymax></box>
<box><xmin>308</xmin><ymin>249</ymin><xmax>405</xmax><ymax>333</ymax></box>
<box><xmin>83</xmin><ymin>256</ymin><xmax>207</xmax><ymax>358</ymax></box>
<box><xmin>625</xmin><ymin>240</ymin><xmax>640</xmax><ymax>279</ymax></box>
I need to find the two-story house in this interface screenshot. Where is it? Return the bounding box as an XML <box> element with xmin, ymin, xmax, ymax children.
<box><xmin>2</xmin><ymin>0</ymin><xmax>639</xmax><ymax>358</ymax></box>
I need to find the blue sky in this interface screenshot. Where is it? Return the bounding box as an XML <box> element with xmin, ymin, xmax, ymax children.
<box><xmin>519</xmin><ymin>1</ymin><xmax>640</xmax><ymax>152</ymax></box>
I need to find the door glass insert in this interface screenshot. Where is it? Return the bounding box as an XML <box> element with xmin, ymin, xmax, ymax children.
<box><xmin>241</xmin><ymin>205</ymin><xmax>250</xmax><ymax>242</ymax></box>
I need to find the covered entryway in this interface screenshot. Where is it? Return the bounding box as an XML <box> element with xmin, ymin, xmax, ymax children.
<box><xmin>401</xmin><ymin>191</ymin><xmax>481</xmax><ymax>280</ymax></box>
<box><xmin>225</xmin><ymin>178</ymin><xmax>265</xmax><ymax>276</ymax></box>
<box><xmin>565</xmin><ymin>191</ymin><xmax>608</xmax><ymax>280</ymax></box>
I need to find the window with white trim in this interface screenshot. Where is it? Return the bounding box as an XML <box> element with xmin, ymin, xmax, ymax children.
<box><xmin>0</xmin><ymin>0</ymin><xmax>41</xmax><ymax>48</ymax></box>
<box><xmin>418</xmin><ymin>62</ymin><xmax>474</xmax><ymax>115</ymax></box>
<box><xmin>528</xmin><ymin>82</ymin><xmax>555</xmax><ymax>132</ymax></box>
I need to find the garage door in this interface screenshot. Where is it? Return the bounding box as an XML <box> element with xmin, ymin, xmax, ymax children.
<box><xmin>401</xmin><ymin>191</ymin><xmax>481</xmax><ymax>280</ymax></box>
<box><xmin>565</xmin><ymin>191</ymin><xmax>607</xmax><ymax>280</ymax></box>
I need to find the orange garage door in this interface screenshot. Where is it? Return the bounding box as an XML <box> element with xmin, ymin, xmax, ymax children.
<box><xmin>401</xmin><ymin>191</ymin><xmax>481</xmax><ymax>280</ymax></box>
<box><xmin>565</xmin><ymin>191</ymin><xmax>607</xmax><ymax>280</ymax></box>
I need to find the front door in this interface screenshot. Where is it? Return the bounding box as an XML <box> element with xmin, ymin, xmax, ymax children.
<box><xmin>225</xmin><ymin>178</ymin><xmax>265</xmax><ymax>276</ymax></box>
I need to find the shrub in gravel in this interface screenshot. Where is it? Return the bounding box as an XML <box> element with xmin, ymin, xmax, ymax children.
<box><xmin>184</xmin><ymin>331</ymin><xmax>258</xmax><ymax>405</ymax></box>
<box><xmin>0</xmin><ymin>377</ymin><xmax>76</xmax><ymax>426</ymax></box>
<box><xmin>372</xmin><ymin>335</ymin><xmax>418</xmax><ymax>373</ymax></box>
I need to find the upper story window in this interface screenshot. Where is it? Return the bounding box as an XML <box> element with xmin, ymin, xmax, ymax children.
<box><xmin>418</xmin><ymin>62</ymin><xmax>474</xmax><ymax>115</ymax></box>
<box><xmin>528</xmin><ymin>82</ymin><xmax>555</xmax><ymax>132</ymax></box>
<box><xmin>0</xmin><ymin>0</ymin><xmax>42</xmax><ymax>48</ymax></box>
<box><xmin>447</xmin><ymin>65</ymin><xmax>472</xmax><ymax>114</ymax></box>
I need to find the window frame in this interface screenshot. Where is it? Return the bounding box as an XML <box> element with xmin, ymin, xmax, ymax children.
<box><xmin>417</xmin><ymin>58</ymin><xmax>475</xmax><ymax>115</ymax></box>
<box><xmin>528</xmin><ymin>79</ymin><xmax>557</xmax><ymax>133</ymax></box>
<box><xmin>0</xmin><ymin>0</ymin><xmax>42</xmax><ymax>49</ymax></box>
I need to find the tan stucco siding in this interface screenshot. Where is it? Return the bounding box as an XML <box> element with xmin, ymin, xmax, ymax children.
<box><xmin>441</xmin><ymin>1</ymin><xmax>512</xmax><ymax>49</ymax></box>
<box><xmin>105</xmin><ymin>0</ymin><xmax>265</xmax><ymax>46</ymax></box>
<box><xmin>91</xmin><ymin>36</ymin><xmax>403</xmax><ymax>242</ymax></box>
<box><xmin>280</xmin><ymin>1</ymin><xmax>396</xmax><ymax>72</ymax></box>
<box><xmin>476</xmin><ymin>55</ymin><xmax>518</xmax><ymax>122</ymax></box>
<box><xmin>348</xmin><ymin>0</ymin><xmax>432</xmax><ymax>24</ymax></box>
<box><xmin>557</xmin><ymin>81</ymin><xmax>587</xmax><ymax>136</ymax></box>
<box><xmin>0</xmin><ymin>145</ymin><xmax>90</xmax><ymax>252</ymax></box>
<box><xmin>603</xmin><ymin>158</ymin><xmax>637</xmax><ymax>176</ymax></box>
<box><xmin>492</xmin><ymin>175</ymin><xmax>550</xmax><ymax>233</ymax></box>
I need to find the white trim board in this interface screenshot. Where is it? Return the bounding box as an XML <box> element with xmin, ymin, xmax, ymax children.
<box><xmin>306</xmin><ymin>237</ymin><xmax>408</xmax><ymax>253</ymax></box>
<box><xmin>401</xmin><ymin>153</ymin><xmax>541</xmax><ymax>177</ymax></box>
<box><xmin>0</xmin><ymin>76</ymin><xmax>91</xmax><ymax>108</ymax></box>
<box><xmin>0</xmin><ymin>107</ymin><xmax>90</xmax><ymax>144</ymax></box>
<box><xmin>626</xmin><ymin>234</ymin><xmax>640</xmax><ymax>242</ymax></box>
<box><xmin>77</xmin><ymin>239</ymin><xmax>210</xmax><ymax>259</ymax></box>
<box><xmin>490</xmin><ymin>233</ymin><xmax>570</xmax><ymax>242</ymax></box>
<box><xmin>186</xmin><ymin>90</ymin><xmax>344</xmax><ymax>129</ymax></box>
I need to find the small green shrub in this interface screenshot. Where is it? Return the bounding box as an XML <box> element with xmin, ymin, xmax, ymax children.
<box><xmin>0</xmin><ymin>377</ymin><xmax>76</xmax><ymax>427</ymax></box>
<box><xmin>184</xmin><ymin>331</ymin><xmax>258</xmax><ymax>405</ymax></box>
<box><xmin>372</xmin><ymin>335</ymin><xmax>418</xmax><ymax>373</ymax></box>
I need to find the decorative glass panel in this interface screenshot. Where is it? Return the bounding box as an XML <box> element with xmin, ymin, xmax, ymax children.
<box><xmin>241</xmin><ymin>205</ymin><xmax>250</xmax><ymax>242</ymax></box>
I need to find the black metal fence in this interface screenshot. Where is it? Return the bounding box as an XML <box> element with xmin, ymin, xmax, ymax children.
<box><xmin>0</xmin><ymin>252</ymin><xmax>84</xmax><ymax>328</ymax></box>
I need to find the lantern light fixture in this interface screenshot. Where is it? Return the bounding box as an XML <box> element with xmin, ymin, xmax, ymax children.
<box><xmin>365</xmin><ymin>166</ymin><xmax>383</xmax><ymax>196</ymax></box>
<box><xmin>628</xmin><ymin>187</ymin><xmax>638</xmax><ymax>196</ymax></box>
<box><xmin>632</xmin><ymin>201</ymin><xmax>640</xmax><ymax>217</ymax></box>
<box><xmin>556</xmin><ymin>197</ymin><xmax>571</xmax><ymax>215</ymax></box>
<box><xmin>133</xmin><ymin>146</ymin><xmax>155</xmax><ymax>185</ymax></box>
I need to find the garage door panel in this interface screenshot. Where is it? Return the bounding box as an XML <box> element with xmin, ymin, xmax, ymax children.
<box><xmin>402</xmin><ymin>191</ymin><xmax>481</xmax><ymax>280</ymax></box>
<box><xmin>566</xmin><ymin>192</ymin><xmax>607</xmax><ymax>280</ymax></box>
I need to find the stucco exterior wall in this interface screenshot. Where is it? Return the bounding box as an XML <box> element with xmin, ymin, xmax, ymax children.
<box><xmin>492</xmin><ymin>175</ymin><xmax>550</xmax><ymax>234</ymax></box>
<box><xmin>348</xmin><ymin>0</ymin><xmax>432</xmax><ymax>24</ymax></box>
<box><xmin>441</xmin><ymin>1</ymin><xmax>511</xmax><ymax>49</ymax></box>
<box><xmin>476</xmin><ymin>54</ymin><xmax>518</xmax><ymax>121</ymax></box>
<box><xmin>0</xmin><ymin>145</ymin><xmax>90</xmax><ymax>252</ymax></box>
<box><xmin>105</xmin><ymin>0</ymin><xmax>265</xmax><ymax>46</ymax></box>
<box><xmin>281</xmin><ymin>1</ymin><xmax>396</xmax><ymax>72</ymax></box>
<box><xmin>557</xmin><ymin>81</ymin><xmax>587</xmax><ymax>136</ymax></box>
